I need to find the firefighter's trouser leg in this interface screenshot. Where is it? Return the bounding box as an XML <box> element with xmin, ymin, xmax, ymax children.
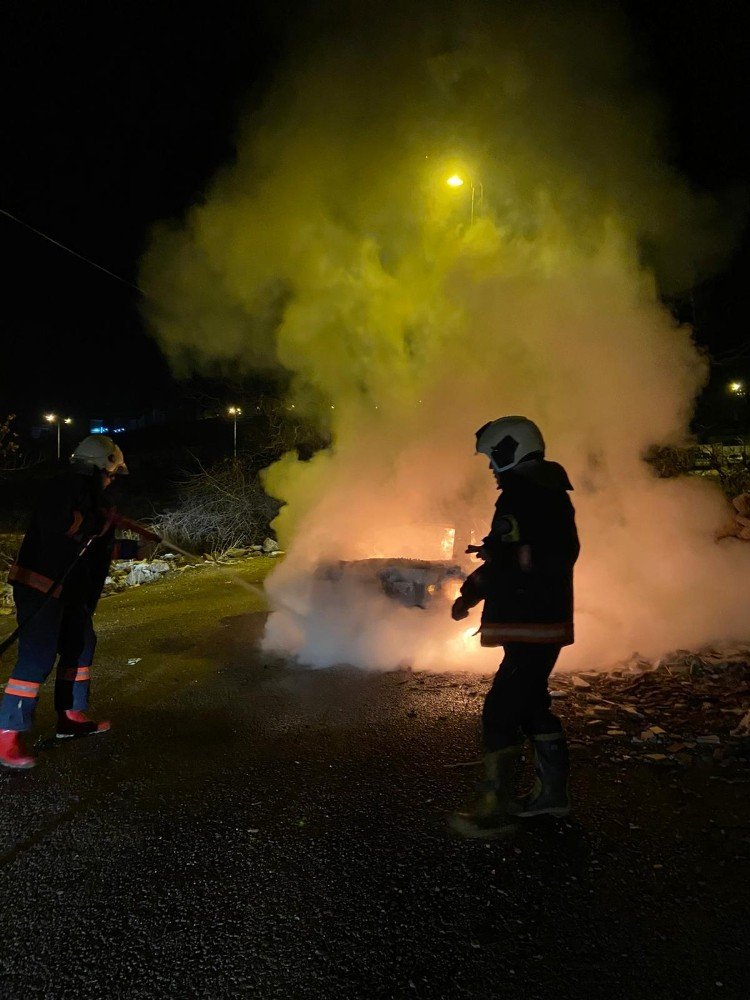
<box><xmin>482</xmin><ymin>643</ymin><xmax>563</xmax><ymax>751</ymax></box>
<box><xmin>0</xmin><ymin>585</ymin><xmax>64</xmax><ymax>732</ymax></box>
<box><xmin>54</xmin><ymin>603</ymin><xmax>96</xmax><ymax>713</ymax></box>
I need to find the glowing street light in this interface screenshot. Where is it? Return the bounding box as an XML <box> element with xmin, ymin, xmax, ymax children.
<box><xmin>45</xmin><ymin>413</ymin><xmax>73</xmax><ymax>461</ymax></box>
<box><xmin>446</xmin><ymin>173</ymin><xmax>483</xmax><ymax>224</ymax></box>
<box><xmin>228</xmin><ymin>406</ymin><xmax>242</xmax><ymax>459</ymax></box>
<box><xmin>728</xmin><ymin>380</ymin><xmax>746</xmax><ymax>398</ymax></box>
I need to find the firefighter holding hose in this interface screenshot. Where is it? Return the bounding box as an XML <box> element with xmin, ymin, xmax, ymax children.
<box><xmin>0</xmin><ymin>435</ymin><xmax>154</xmax><ymax>769</ymax></box>
<box><xmin>450</xmin><ymin>417</ymin><xmax>580</xmax><ymax>838</ymax></box>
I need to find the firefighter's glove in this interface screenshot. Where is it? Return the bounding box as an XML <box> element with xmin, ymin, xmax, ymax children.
<box><xmin>451</xmin><ymin>596</ymin><xmax>471</xmax><ymax>621</ymax></box>
<box><xmin>466</xmin><ymin>544</ymin><xmax>489</xmax><ymax>561</ymax></box>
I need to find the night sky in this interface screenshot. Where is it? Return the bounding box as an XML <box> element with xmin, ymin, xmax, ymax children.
<box><xmin>2</xmin><ymin>1</ymin><xmax>749</xmax><ymax>423</ymax></box>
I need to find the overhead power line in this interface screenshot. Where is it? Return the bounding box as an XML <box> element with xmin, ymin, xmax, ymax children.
<box><xmin>0</xmin><ymin>206</ymin><xmax>145</xmax><ymax>295</ymax></box>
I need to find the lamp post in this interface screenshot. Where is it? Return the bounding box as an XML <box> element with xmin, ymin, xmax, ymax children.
<box><xmin>728</xmin><ymin>381</ymin><xmax>747</xmax><ymax>461</ymax></box>
<box><xmin>228</xmin><ymin>406</ymin><xmax>242</xmax><ymax>459</ymax></box>
<box><xmin>446</xmin><ymin>174</ymin><xmax>483</xmax><ymax>224</ymax></box>
<box><xmin>45</xmin><ymin>413</ymin><xmax>73</xmax><ymax>461</ymax></box>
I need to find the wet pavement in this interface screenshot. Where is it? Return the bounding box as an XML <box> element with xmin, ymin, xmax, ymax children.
<box><xmin>1</xmin><ymin>561</ymin><xmax>749</xmax><ymax>999</ymax></box>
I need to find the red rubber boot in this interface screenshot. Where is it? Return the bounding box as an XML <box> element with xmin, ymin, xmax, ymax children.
<box><xmin>0</xmin><ymin>729</ymin><xmax>37</xmax><ymax>769</ymax></box>
<box><xmin>56</xmin><ymin>711</ymin><xmax>111</xmax><ymax>739</ymax></box>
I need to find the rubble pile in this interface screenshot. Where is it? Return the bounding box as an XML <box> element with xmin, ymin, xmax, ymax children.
<box><xmin>102</xmin><ymin>538</ymin><xmax>282</xmax><ymax>595</ymax></box>
<box><xmin>104</xmin><ymin>556</ymin><xmax>176</xmax><ymax>593</ymax></box>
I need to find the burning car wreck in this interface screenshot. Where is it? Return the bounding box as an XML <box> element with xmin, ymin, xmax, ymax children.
<box><xmin>261</xmin><ymin>523</ymin><xmax>491</xmax><ymax>671</ymax></box>
<box><xmin>315</xmin><ymin>557</ymin><xmax>465</xmax><ymax>610</ymax></box>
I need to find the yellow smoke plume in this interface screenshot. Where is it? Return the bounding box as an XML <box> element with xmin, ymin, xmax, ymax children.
<box><xmin>141</xmin><ymin>2</ymin><xmax>748</xmax><ymax>670</ymax></box>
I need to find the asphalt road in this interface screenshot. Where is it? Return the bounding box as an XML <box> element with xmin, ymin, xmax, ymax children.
<box><xmin>1</xmin><ymin>561</ymin><xmax>748</xmax><ymax>1000</ymax></box>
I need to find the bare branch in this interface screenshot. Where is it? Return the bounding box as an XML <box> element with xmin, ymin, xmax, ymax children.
<box><xmin>154</xmin><ymin>457</ymin><xmax>281</xmax><ymax>556</ymax></box>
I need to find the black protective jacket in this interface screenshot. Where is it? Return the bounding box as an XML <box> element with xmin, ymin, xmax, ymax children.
<box><xmin>460</xmin><ymin>458</ymin><xmax>580</xmax><ymax>646</ymax></box>
<box><xmin>8</xmin><ymin>470</ymin><xmax>130</xmax><ymax>607</ymax></box>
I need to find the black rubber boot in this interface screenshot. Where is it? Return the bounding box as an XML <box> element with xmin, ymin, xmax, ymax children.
<box><xmin>515</xmin><ymin>732</ymin><xmax>571</xmax><ymax>818</ymax></box>
<box><xmin>56</xmin><ymin>711</ymin><xmax>111</xmax><ymax>740</ymax></box>
<box><xmin>449</xmin><ymin>746</ymin><xmax>522</xmax><ymax>839</ymax></box>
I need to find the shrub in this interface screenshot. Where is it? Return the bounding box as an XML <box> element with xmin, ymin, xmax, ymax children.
<box><xmin>154</xmin><ymin>457</ymin><xmax>281</xmax><ymax>556</ymax></box>
<box><xmin>646</xmin><ymin>442</ymin><xmax>750</xmax><ymax>499</ymax></box>
<box><xmin>0</xmin><ymin>415</ymin><xmax>20</xmax><ymax>470</ymax></box>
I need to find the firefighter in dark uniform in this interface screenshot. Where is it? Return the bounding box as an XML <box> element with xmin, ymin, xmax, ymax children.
<box><xmin>0</xmin><ymin>435</ymin><xmax>148</xmax><ymax>769</ymax></box>
<box><xmin>450</xmin><ymin>416</ymin><xmax>580</xmax><ymax>838</ymax></box>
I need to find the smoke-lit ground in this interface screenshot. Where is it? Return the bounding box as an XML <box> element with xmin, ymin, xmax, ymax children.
<box><xmin>2</xmin><ymin>565</ymin><xmax>749</xmax><ymax>999</ymax></box>
<box><xmin>142</xmin><ymin>1</ymin><xmax>749</xmax><ymax>672</ymax></box>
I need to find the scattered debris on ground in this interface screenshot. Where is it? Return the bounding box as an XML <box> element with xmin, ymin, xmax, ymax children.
<box><xmin>558</xmin><ymin>646</ymin><xmax>750</xmax><ymax>775</ymax></box>
<box><xmin>406</xmin><ymin>643</ymin><xmax>750</xmax><ymax>779</ymax></box>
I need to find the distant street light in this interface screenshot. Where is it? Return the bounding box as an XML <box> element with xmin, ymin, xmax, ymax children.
<box><xmin>228</xmin><ymin>406</ymin><xmax>242</xmax><ymax>459</ymax></box>
<box><xmin>728</xmin><ymin>380</ymin><xmax>746</xmax><ymax>398</ymax></box>
<box><xmin>446</xmin><ymin>173</ymin><xmax>483</xmax><ymax>225</ymax></box>
<box><xmin>45</xmin><ymin>413</ymin><xmax>73</xmax><ymax>460</ymax></box>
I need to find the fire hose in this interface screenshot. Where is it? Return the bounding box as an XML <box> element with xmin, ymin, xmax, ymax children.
<box><xmin>0</xmin><ymin>513</ymin><xmax>273</xmax><ymax>659</ymax></box>
<box><xmin>0</xmin><ymin>514</ymin><xmax>163</xmax><ymax>658</ymax></box>
<box><xmin>0</xmin><ymin>534</ymin><xmax>99</xmax><ymax>658</ymax></box>
<box><xmin>113</xmin><ymin>515</ymin><xmax>270</xmax><ymax>603</ymax></box>
<box><xmin>109</xmin><ymin>517</ymin><xmax>299</xmax><ymax>624</ymax></box>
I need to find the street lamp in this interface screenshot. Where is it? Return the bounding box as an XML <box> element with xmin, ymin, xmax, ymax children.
<box><xmin>45</xmin><ymin>413</ymin><xmax>73</xmax><ymax>461</ymax></box>
<box><xmin>228</xmin><ymin>406</ymin><xmax>242</xmax><ymax>459</ymax></box>
<box><xmin>446</xmin><ymin>173</ymin><xmax>483</xmax><ymax>225</ymax></box>
<box><xmin>727</xmin><ymin>382</ymin><xmax>747</xmax><ymax>458</ymax></box>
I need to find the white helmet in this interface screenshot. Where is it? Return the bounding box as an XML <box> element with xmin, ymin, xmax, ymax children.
<box><xmin>71</xmin><ymin>435</ymin><xmax>129</xmax><ymax>475</ymax></box>
<box><xmin>475</xmin><ymin>416</ymin><xmax>545</xmax><ymax>473</ymax></box>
